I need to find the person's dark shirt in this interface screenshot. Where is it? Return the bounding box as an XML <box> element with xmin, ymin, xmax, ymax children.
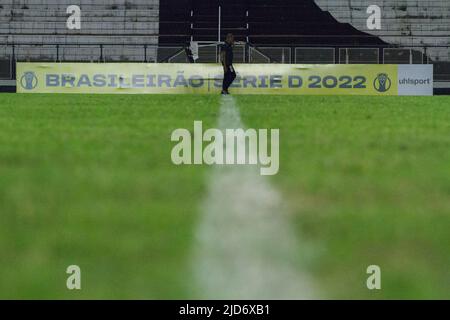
<box><xmin>220</xmin><ymin>42</ymin><xmax>233</xmax><ymax>67</ymax></box>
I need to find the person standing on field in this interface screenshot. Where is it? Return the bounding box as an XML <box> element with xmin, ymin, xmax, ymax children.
<box><xmin>220</xmin><ymin>33</ymin><xmax>236</xmax><ymax>95</ymax></box>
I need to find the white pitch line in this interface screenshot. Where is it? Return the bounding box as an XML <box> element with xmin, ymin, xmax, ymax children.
<box><xmin>192</xmin><ymin>96</ymin><xmax>318</xmax><ymax>299</ymax></box>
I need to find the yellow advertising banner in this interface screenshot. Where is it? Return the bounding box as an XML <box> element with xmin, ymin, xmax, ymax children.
<box><xmin>17</xmin><ymin>63</ymin><xmax>400</xmax><ymax>95</ymax></box>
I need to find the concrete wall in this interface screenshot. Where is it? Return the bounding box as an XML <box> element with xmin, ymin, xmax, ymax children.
<box><xmin>314</xmin><ymin>0</ymin><xmax>450</xmax><ymax>61</ymax></box>
<box><xmin>0</xmin><ymin>0</ymin><xmax>159</xmax><ymax>61</ymax></box>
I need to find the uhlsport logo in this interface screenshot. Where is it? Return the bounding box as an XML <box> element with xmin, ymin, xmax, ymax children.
<box><xmin>20</xmin><ymin>71</ymin><xmax>38</xmax><ymax>90</ymax></box>
<box><xmin>373</xmin><ymin>73</ymin><xmax>392</xmax><ymax>93</ymax></box>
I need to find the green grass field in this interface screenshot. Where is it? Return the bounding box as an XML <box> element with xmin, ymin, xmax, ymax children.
<box><xmin>0</xmin><ymin>93</ymin><xmax>449</xmax><ymax>299</ymax></box>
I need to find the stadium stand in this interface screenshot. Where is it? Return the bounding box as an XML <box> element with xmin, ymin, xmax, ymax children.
<box><xmin>0</xmin><ymin>0</ymin><xmax>449</xmax><ymax>91</ymax></box>
<box><xmin>316</xmin><ymin>0</ymin><xmax>450</xmax><ymax>60</ymax></box>
<box><xmin>0</xmin><ymin>0</ymin><xmax>159</xmax><ymax>62</ymax></box>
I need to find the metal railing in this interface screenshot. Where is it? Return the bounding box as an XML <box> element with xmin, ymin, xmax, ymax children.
<box><xmin>1</xmin><ymin>43</ymin><xmax>449</xmax><ymax>81</ymax></box>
